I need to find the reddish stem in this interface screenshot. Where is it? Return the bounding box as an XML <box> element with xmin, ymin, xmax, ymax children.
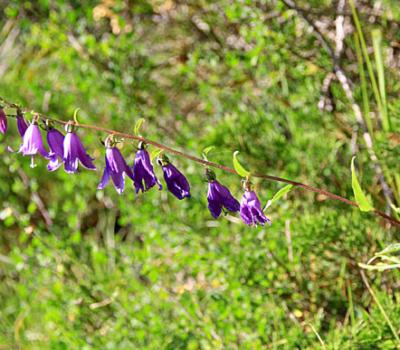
<box><xmin>1</xmin><ymin>97</ymin><xmax>399</xmax><ymax>227</ymax></box>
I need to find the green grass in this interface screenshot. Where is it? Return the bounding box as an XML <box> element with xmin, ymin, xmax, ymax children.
<box><xmin>1</xmin><ymin>1</ymin><xmax>400</xmax><ymax>349</ymax></box>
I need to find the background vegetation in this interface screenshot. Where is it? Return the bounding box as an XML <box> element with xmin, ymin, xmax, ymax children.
<box><xmin>0</xmin><ymin>0</ymin><xmax>399</xmax><ymax>349</ymax></box>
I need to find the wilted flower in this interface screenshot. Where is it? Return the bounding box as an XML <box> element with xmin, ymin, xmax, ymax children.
<box><xmin>47</xmin><ymin>127</ymin><xmax>64</xmax><ymax>171</ymax></box>
<box><xmin>0</xmin><ymin>108</ymin><xmax>7</xmax><ymax>134</ymax></box>
<box><xmin>206</xmin><ymin>169</ymin><xmax>240</xmax><ymax>218</ymax></box>
<box><xmin>133</xmin><ymin>142</ymin><xmax>162</xmax><ymax>193</ymax></box>
<box><xmin>18</xmin><ymin>120</ymin><xmax>49</xmax><ymax>168</ymax></box>
<box><xmin>63</xmin><ymin>125</ymin><xmax>96</xmax><ymax>173</ymax></box>
<box><xmin>240</xmin><ymin>190</ymin><xmax>271</xmax><ymax>226</ymax></box>
<box><xmin>17</xmin><ymin>114</ymin><xmax>28</xmax><ymax>137</ymax></box>
<box><xmin>98</xmin><ymin>140</ymin><xmax>134</xmax><ymax>194</ymax></box>
<box><xmin>159</xmin><ymin>155</ymin><xmax>190</xmax><ymax>199</ymax></box>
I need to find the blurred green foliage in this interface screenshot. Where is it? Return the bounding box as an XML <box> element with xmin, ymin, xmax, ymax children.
<box><xmin>0</xmin><ymin>0</ymin><xmax>400</xmax><ymax>349</ymax></box>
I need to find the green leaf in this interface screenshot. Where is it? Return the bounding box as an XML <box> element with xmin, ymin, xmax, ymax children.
<box><xmin>232</xmin><ymin>151</ymin><xmax>250</xmax><ymax>177</ymax></box>
<box><xmin>270</xmin><ymin>184</ymin><xmax>294</xmax><ymax>205</ymax></box>
<box><xmin>351</xmin><ymin>157</ymin><xmax>374</xmax><ymax>212</ymax></box>
<box><xmin>73</xmin><ymin>108</ymin><xmax>81</xmax><ymax>123</ymax></box>
<box><xmin>359</xmin><ymin>262</ymin><xmax>400</xmax><ymax>271</ymax></box>
<box><xmin>376</xmin><ymin>243</ymin><xmax>400</xmax><ymax>256</ymax></box>
<box><xmin>202</xmin><ymin>146</ymin><xmax>215</xmax><ymax>160</ymax></box>
<box><xmin>150</xmin><ymin>148</ymin><xmax>163</xmax><ymax>161</ymax></box>
<box><xmin>390</xmin><ymin>204</ymin><xmax>400</xmax><ymax>214</ymax></box>
<box><xmin>134</xmin><ymin>118</ymin><xmax>145</xmax><ymax>135</ymax></box>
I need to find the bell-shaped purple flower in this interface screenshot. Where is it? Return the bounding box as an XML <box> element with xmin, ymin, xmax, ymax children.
<box><xmin>240</xmin><ymin>190</ymin><xmax>271</xmax><ymax>226</ymax></box>
<box><xmin>206</xmin><ymin>170</ymin><xmax>240</xmax><ymax>218</ymax></box>
<box><xmin>161</xmin><ymin>160</ymin><xmax>190</xmax><ymax>199</ymax></box>
<box><xmin>98</xmin><ymin>146</ymin><xmax>134</xmax><ymax>194</ymax></box>
<box><xmin>0</xmin><ymin>108</ymin><xmax>7</xmax><ymax>134</ymax></box>
<box><xmin>133</xmin><ymin>144</ymin><xmax>162</xmax><ymax>193</ymax></box>
<box><xmin>63</xmin><ymin>130</ymin><xmax>96</xmax><ymax>173</ymax></box>
<box><xmin>17</xmin><ymin>114</ymin><xmax>28</xmax><ymax>137</ymax></box>
<box><xmin>18</xmin><ymin>122</ymin><xmax>49</xmax><ymax>168</ymax></box>
<box><xmin>47</xmin><ymin>128</ymin><xmax>64</xmax><ymax>171</ymax></box>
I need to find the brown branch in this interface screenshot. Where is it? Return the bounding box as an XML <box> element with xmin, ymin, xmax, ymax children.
<box><xmin>1</xmin><ymin>96</ymin><xmax>399</xmax><ymax>227</ymax></box>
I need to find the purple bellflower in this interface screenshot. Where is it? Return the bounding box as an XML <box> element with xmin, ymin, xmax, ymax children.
<box><xmin>240</xmin><ymin>189</ymin><xmax>271</xmax><ymax>226</ymax></box>
<box><xmin>63</xmin><ymin>124</ymin><xmax>96</xmax><ymax>173</ymax></box>
<box><xmin>98</xmin><ymin>140</ymin><xmax>134</xmax><ymax>194</ymax></box>
<box><xmin>158</xmin><ymin>155</ymin><xmax>190</xmax><ymax>199</ymax></box>
<box><xmin>17</xmin><ymin>114</ymin><xmax>28</xmax><ymax>137</ymax></box>
<box><xmin>206</xmin><ymin>169</ymin><xmax>240</xmax><ymax>218</ymax></box>
<box><xmin>0</xmin><ymin>108</ymin><xmax>7</xmax><ymax>134</ymax></box>
<box><xmin>133</xmin><ymin>142</ymin><xmax>162</xmax><ymax>193</ymax></box>
<box><xmin>47</xmin><ymin>127</ymin><xmax>64</xmax><ymax>171</ymax></box>
<box><xmin>18</xmin><ymin>120</ymin><xmax>49</xmax><ymax>168</ymax></box>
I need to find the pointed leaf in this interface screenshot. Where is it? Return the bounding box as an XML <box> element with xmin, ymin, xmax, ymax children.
<box><xmin>232</xmin><ymin>151</ymin><xmax>250</xmax><ymax>177</ymax></box>
<box><xmin>202</xmin><ymin>146</ymin><xmax>215</xmax><ymax>160</ymax></box>
<box><xmin>150</xmin><ymin>148</ymin><xmax>163</xmax><ymax>161</ymax></box>
<box><xmin>270</xmin><ymin>184</ymin><xmax>294</xmax><ymax>205</ymax></box>
<box><xmin>134</xmin><ymin>118</ymin><xmax>145</xmax><ymax>135</ymax></box>
<box><xmin>351</xmin><ymin>157</ymin><xmax>374</xmax><ymax>212</ymax></box>
<box><xmin>73</xmin><ymin>108</ymin><xmax>81</xmax><ymax>124</ymax></box>
<box><xmin>359</xmin><ymin>262</ymin><xmax>400</xmax><ymax>271</ymax></box>
<box><xmin>377</xmin><ymin>243</ymin><xmax>400</xmax><ymax>256</ymax></box>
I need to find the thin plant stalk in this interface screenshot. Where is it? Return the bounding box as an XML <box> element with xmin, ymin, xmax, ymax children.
<box><xmin>1</xmin><ymin>96</ymin><xmax>400</xmax><ymax>227</ymax></box>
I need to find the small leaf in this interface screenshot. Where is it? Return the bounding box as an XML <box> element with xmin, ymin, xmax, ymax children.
<box><xmin>359</xmin><ymin>262</ymin><xmax>400</xmax><ymax>271</ymax></box>
<box><xmin>73</xmin><ymin>108</ymin><xmax>81</xmax><ymax>124</ymax></box>
<box><xmin>390</xmin><ymin>204</ymin><xmax>400</xmax><ymax>214</ymax></box>
<box><xmin>232</xmin><ymin>151</ymin><xmax>250</xmax><ymax>177</ymax></box>
<box><xmin>264</xmin><ymin>184</ymin><xmax>294</xmax><ymax>210</ymax></box>
<box><xmin>134</xmin><ymin>118</ymin><xmax>145</xmax><ymax>135</ymax></box>
<box><xmin>150</xmin><ymin>148</ymin><xmax>163</xmax><ymax>161</ymax></box>
<box><xmin>202</xmin><ymin>146</ymin><xmax>215</xmax><ymax>160</ymax></box>
<box><xmin>377</xmin><ymin>243</ymin><xmax>400</xmax><ymax>256</ymax></box>
<box><xmin>271</xmin><ymin>184</ymin><xmax>293</xmax><ymax>204</ymax></box>
<box><xmin>351</xmin><ymin>157</ymin><xmax>374</xmax><ymax>212</ymax></box>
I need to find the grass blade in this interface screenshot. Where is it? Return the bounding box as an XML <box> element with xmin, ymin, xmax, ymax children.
<box><xmin>350</xmin><ymin>0</ymin><xmax>388</xmax><ymax>131</ymax></box>
<box><xmin>354</xmin><ymin>33</ymin><xmax>373</xmax><ymax>135</ymax></box>
<box><xmin>372</xmin><ymin>29</ymin><xmax>390</xmax><ymax>131</ymax></box>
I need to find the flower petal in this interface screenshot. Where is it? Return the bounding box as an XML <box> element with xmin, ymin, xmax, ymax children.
<box><xmin>17</xmin><ymin>116</ymin><xmax>28</xmax><ymax>137</ymax></box>
<box><xmin>163</xmin><ymin>163</ymin><xmax>190</xmax><ymax>200</ymax></box>
<box><xmin>208</xmin><ymin>199</ymin><xmax>223</xmax><ymax>218</ymax></box>
<box><xmin>63</xmin><ymin>132</ymin><xmax>80</xmax><ymax>173</ymax></box>
<box><xmin>76</xmin><ymin>137</ymin><xmax>96</xmax><ymax>170</ymax></box>
<box><xmin>47</xmin><ymin>153</ymin><xmax>62</xmax><ymax>172</ymax></box>
<box><xmin>47</xmin><ymin>128</ymin><xmax>64</xmax><ymax>157</ymax></box>
<box><xmin>110</xmin><ymin>171</ymin><xmax>125</xmax><ymax>194</ymax></box>
<box><xmin>240</xmin><ymin>191</ymin><xmax>271</xmax><ymax>226</ymax></box>
<box><xmin>214</xmin><ymin>180</ymin><xmax>240</xmax><ymax>213</ymax></box>
<box><xmin>0</xmin><ymin>109</ymin><xmax>7</xmax><ymax>134</ymax></box>
<box><xmin>240</xmin><ymin>204</ymin><xmax>254</xmax><ymax>225</ymax></box>
<box><xmin>97</xmin><ymin>159</ymin><xmax>111</xmax><ymax>190</ymax></box>
<box><xmin>19</xmin><ymin>124</ymin><xmax>49</xmax><ymax>158</ymax></box>
<box><xmin>133</xmin><ymin>149</ymin><xmax>161</xmax><ymax>193</ymax></box>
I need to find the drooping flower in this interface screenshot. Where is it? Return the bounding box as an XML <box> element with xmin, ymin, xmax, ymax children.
<box><xmin>159</xmin><ymin>155</ymin><xmax>190</xmax><ymax>199</ymax></box>
<box><xmin>133</xmin><ymin>142</ymin><xmax>162</xmax><ymax>193</ymax></box>
<box><xmin>206</xmin><ymin>169</ymin><xmax>240</xmax><ymax>218</ymax></box>
<box><xmin>240</xmin><ymin>190</ymin><xmax>271</xmax><ymax>226</ymax></box>
<box><xmin>18</xmin><ymin>120</ymin><xmax>49</xmax><ymax>168</ymax></box>
<box><xmin>0</xmin><ymin>108</ymin><xmax>7</xmax><ymax>134</ymax></box>
<box><xmin>63</xmin><ymin>126</ymin><xmax>96</xmax><ymax>173</ymax></box>
<box><xmin>47</xmin><ymin>127</ymin><xmax>64</xmax><ymax>171</ymax></box>
<box><xmin>98</xmin><ymin>142</ymin><xmax>134</xmax><ymax>194</ymax></box>
<box><xmin>17</xmin><ymin>114</ymin><xmax>28</xmax><ymax>137</ymax></box>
